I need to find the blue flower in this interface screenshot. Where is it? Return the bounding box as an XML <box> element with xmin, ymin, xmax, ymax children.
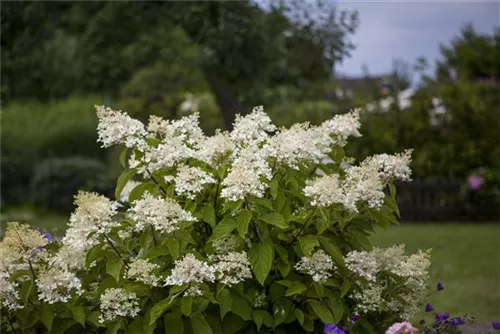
<box><xmin>425</xmin><ymin>303</ymin><xmax>434</xmax><ymax>312</ymax></box>
<box><xmin>43</xmin><ymin>232</ymin><xmax>52</xmax><ymax>243</ymax></box>
<box><xmin>437</xmin><ymin>281</ymin><xmax>444</xmax><ymax>291</ymax></box>
<box><xmin>351</xmin><ymin>314</ymin><xmax>359</xmax><ymax>324</ymax></box>
<box><xmin>324</xmin><ymin>324</ymin><xmax>347</xmax><ymax>334</ymax></box>
<box><xmin>492</xmin><ymin>321</ymin><xmax>500</xmax><ymax>330</ymax></box>
<box><xmin>450</xmin><ymin>317</ymin><xmax>465</xmax><ymax>326</ymax></box>
<box><xmin>435</xmin><ymin>312</ymin><xmax>450</xmax><ymax>321</ymax></box>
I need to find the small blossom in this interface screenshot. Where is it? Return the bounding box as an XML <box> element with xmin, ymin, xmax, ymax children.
<box><xmin>467</xmin><ymin>174</ymin><xmax>483</xmax><ymax>191</ymax></box>
<box><xmin>295</xmin><ymin>250</ymin><xmax>335</xmax><ymax>283</ymax></box>
<box><xmin>128</xmin><ymin>193</ymin><xmax>196</xmax><ymax>234</ymax></box>
<box><xmin>142</xmin><ymin>137</ymin><xmax>194</xmax><ymax>172</ymax></box>
<box><xmin>95</xmin><ymin>105</ymin><xmax>147</xmax><ymax>149</ymax></box>
<box><xmin>492</xmin><ymin>321</ymin><xmax>500</xmax><ymax>330</ymax></box>
<box><xmin>345</xmin><ymin>250</ymin><xmax>380</xmax><ymax>282</ymax></box>
<box><xmin>0</xmin><ymin>270</ymin><xmax>22</xmax><ymax>310</ymax></box>
<box><xmin>42</xmin><ymin>232</ymin><xmax>52</xmax><ymax>243</ymax></box>
<box><xmin>37</xmin><ymin>267</ymin><xmax>83</xmax><ymax>304</ymax></box>
<box><xmin>320</xmin><ymin>108</ymin><xmax>362</xmax><ymax>146</ymax></box>
<box><xmin>213</xmin><ymin>251</ymin><xmax>252</xmax><ymax>286</ymax></box>
<box><xmin>173</xmin><ymin>166</ymin><xmax>216</xmax><ymax>199</ymax></box>
<box><xmin>99</xmin><ymin>288</ymin><xmax>140</xmax><ymax>323</ymax></box>
<box><xmin>324</xmin><ymin>324</ymin><xmax>347</xmax><ymax>334</ymax></box>
<box><xmin>230</xmin><ymin>105</ymin><xmax>276</xmax><ymax>146</ymax></box>
<box><xmin>253</xmin><ymin>292</ymin><xmax>267</xmax><ymax>308</ymax></box>
<box><xmin>368</xmin><ymin>150</ymin><xmax>413</xmax><ymax>182</ymax></box>
<box><xmin>450</xmin><ymin>317</ymin><xmax>465</xmax><ymax>326</ymax></box>
<box><xmin>303</xmin><ymin>174</ymin><xmax>344</xmax><ymax>207</ymax></box>
<box><xmin>195</xmin><ymin>130</ymin><xmax>235</xmax><ymax>166</ymax></box>
<box><xmin>220</xmin><ymin>165</ymin><xmax>266</xmax><ymax>201</ymax></box>
<box><xmin>165</xmin><ymin>254</ymin><xmax>215</xmax><ymax>286</ymax></box>
<box><xmin>351</xmin><ymin>314</ymin><xmax>359</xmax><ymax>324</ymax></box>
<box><xmin>435</xmin><ymin>312</ymin><xmax>450</xmax><ymax>321</ymax></box>
<box><xmin>425</xmin><ymin>303</ymin><xmax>434</xmax><ymax>312</ymax></box>
<box><xmin>125</xmin><ymin>259</ymin><xmax>160</xmax><ymax>286</ymax></box>
<box><xmin>385</xmin><ymin>321</ymin><xmax>418</xmax><ymax>334</ymax></box>
<box><xmin>184</xmin><ymin>286</ymin><xmax>203</xmax><ymax>297</ymax></box>
<box><xmin>437</xmin><ymin>281</ymin><xmax>444</xmax><ymax>291</ymax></box>
<box><xmin>342</xmin><ymin>160</ymin><xmax>385</xmax><ymax>212</ymax></box>
<box><xmin>0</xmin><ymin>222</ymin><xmax>48</xmax><ymax>267</ymax></box>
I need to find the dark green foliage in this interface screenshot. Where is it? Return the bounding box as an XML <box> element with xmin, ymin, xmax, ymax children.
<box><xmin>31</xmin><ymin>157</ymin><xmax>112</xmax><ymax>212</ymax></box>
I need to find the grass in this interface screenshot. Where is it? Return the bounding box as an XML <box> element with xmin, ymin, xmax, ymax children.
<box><xmin>371</xmin><ymin>222</ymin><xmax>500</xmax><ymax>323</ymax></box>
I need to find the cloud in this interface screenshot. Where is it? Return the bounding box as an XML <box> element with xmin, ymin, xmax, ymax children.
<box><xmin>334</xmin><ymin>1</ymin><xmax>500</xmax><ymax>77</ymax></box>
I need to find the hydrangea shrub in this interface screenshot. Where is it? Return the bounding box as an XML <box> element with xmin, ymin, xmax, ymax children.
<box><xmin>1</xmin><ymin>105</ymin><xmax>432</xmax><ymax>333</ymax></box>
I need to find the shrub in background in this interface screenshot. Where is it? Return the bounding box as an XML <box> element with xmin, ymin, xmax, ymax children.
<box><xmin>31</xmin><ymin>157</ymin><xmax>113</xmax><ymax>212</ymax></box>
<box><xmin>2</xmin><ymin>105</ymin><xmax>432</xmax><ymax>333</ymax></box>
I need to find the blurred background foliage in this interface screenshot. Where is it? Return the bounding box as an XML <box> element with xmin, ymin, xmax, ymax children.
<box><xmin>1</xmin><ymin>1</ymin><xmax>499</xmax><ymax>216</ymax></box>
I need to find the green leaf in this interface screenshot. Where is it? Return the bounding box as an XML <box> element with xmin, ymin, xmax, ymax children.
<box><xmin>340</xmin><ymin>280</ymin><xmax>351</xmax><ymax>297</ymax></box>
<box><xmin>274</xmin><ymin>191</ymin><xmax>287</xmax><ymax>213</ymax></box>
<box><xmin>298</xmin><ymin>235</ymin><xmax>319</xmax><ymax>255</ymax></box>
<box><xmin>119</xmin><ymin>148</ymin><xmax>128</xmax><ymax>168</ymax></box>
<box><xmin>278</xmin><ymin>261</ymin><xmax>291</xmax><ymax>277</ymax></box>
<box><xmin>318</xmin><ymin>236</ymin><xmax>345</xmax><ymax>267</ymax></box>
<box><xmin>67</xmin><ymin>304</ymin><xmax>85</xmax><ymax>326</ymax></box>
<box><xmin>260</xmin><ymin>212</ymin><xmax>288</xmax><ymax>229</ymax></box>
<box><xmin>385</xmin><ymin>195</ymin><xmax>401</xmax><ymax>218</ymax></box>
<box><xmin>350</xmin><ymin>230</ymin><xmax>371</xmax><ymax>250</ymax></box>
<box><xmin>106</xmin><ymin>256</ymin><xmax>123</xmax><ymax>282</ymax></box>
<box><xmin>294</xmin><ymin>309</ymin><xmax>305</xmax><ymax>326</ymax></box>
<box><xmin>51</xmin><ymin>319</ymin><xmax>77</xmax><ymax>333</ymax></box>
<box><xmin>40</xmin><ymin>303</ymin><xmax>55</xmax><ymax>332</ymax></box>
<box><xmin>202</xmin><ymin>204</ymin><xmax>217</xmax><ymax>228</ymax></box>
<box><xmin>181</xmin><ymin>297</ymin><xmax>193</xmax><ymax>316</ymax></box>
<box><xmin>209</xmin><ymin>218</ymin><xmax>237</xmax><ymax>241</ymax></box>
<box><xmin>254</xmin><ymin>198</ymin><xmax>274</xmax><ymax>210</ymax></box>
<box><xmin>230</xmin><ymin>292</ymin><xmax>252</xmax><ymax>321</ymax></box>
<box><xmin>285</xmin><ymin>282</ymin><xmax>307</xmax><ymax>296</ymax></box>
<box><xmin>191</xmin><ymin>314</ymin><xmax>213</xmax><ymax>334</ymax></box>
<box><xmin>237</xmin><ymin>209</ymin><xmax>252</xmax><ymax>237</ymax></box>
<box><xmin>149</xmin><ymin>298</ymin><xmax>174</xmax><ymax>326</ymax></box>
<box><xmin>308</xmin><ymin>301</ymin><xmax>334</xmax><ymax>324</ymax></box>
<box><xmin>86</xmin><ymin>245</ymin><xmax>113</xmax><ymax>267</ymax></box>
<box><xmin>274</xmin><ymin>244</ymin><xmax>288</xmax><ymax>261</ymax></box>
<box><xmin>129</xmin><ymin>182</ymin><xmax>158</xmax><ymax>203</ymax></box>
<box><xmin>389</xmin><ymin>183</ymin><xmax>397</xmax><ymax>198</ymax></box>
<box><xmin>218</xmin><ymin>289</ymin><xmax>232</xmax><ymax>319</ymax></box>
<box><xmin>164</xmin><ymin>313</ymin><xmax>183</xmax><ymax>334</ymax></box>
<box><xmin>175</xmin><ymin>230</ymin><xmax>197</xmax><ymax>244</ymax></box>
<box><xmin>330</xmin><ymin>297</ymin><xmax>344</xmax><ymax>323</ymax></box>
<box><xmin>166</xmin><ymin>238</ymin><xmax>180</xmax><ymax>260</ymax></box>
<box><xmin>248</xmin><ymin>242</ymin><xmax>274</xmax><ymax>286</ymax></box>
<box><xmin>19</xmin><ymin>279</ymin><xmax>34</xmax><ymax>305</ymax></box>
<box><xmin>123</xmin><ymin>282</ymin><xmax>150</xmax><ymax>297</ymax></box>
<box><xmin>330</xmin><ymin>145</ymin><xmax>345</xmax><ymax>163</ymax></box>
<box><xmin>270</xmin><ymin>178</ymin><xmax>279</xmax><ymax>199</ymax></box>
<box><xmin>252</xmin><ymin>310</ymin><xmax>264</xmax><ymax>331</ymax></box>
<box><xmin>108</xmin><ymin>320</ymin><xmax>122</xmax><ymax>334</ymax></box>
<box><xmin>128</xmin><ymin>317</ymin><xmax>144</xmax><ymax>334</ymax></box>
<box><xmin>115</xmin><ymin>168</ymin><xmax>137</xmax><ymax>200</ymax></box>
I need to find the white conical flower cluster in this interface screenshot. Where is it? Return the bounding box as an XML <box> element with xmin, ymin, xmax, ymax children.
<box><xmin>99</xmin><ymin>288</ymin><xmax>140</xmax><ymax>322</ymax></box>
<box><xmin>165</xmin><ymin>254</ymin><xmax>215</xmax><ymax>286</ymax></box>
<box><xmin>230</xmin><ymin>106</ymin><xmax>276</xmax><ymax>146</ymax></box>
<box><xmin>295</xmin><ymin>250</ymin><xmax>335</xmax><ymax>283</ymax></box>
<box><xmin>125</xmin><ymin>259</ymin><xmax>160</xmax><ymax>286</ymax></box>
<box><xmin>173</xmin><ymin>166</ymin><xmax>216</xmax><ymax>199</ymax></box>
<box><xmin>36</xmin><ymin>267</ymin><xmax>83</xmax><ymax>304</ymax></box>
<box><xmin>213</xmin><ymin>251</ymin><xmax>252</xmax><ymax>286</ymax></box>
<box><xmin>96</xmin><ymin>105</ymin><xmax>147</xmax><ymax>149</ymax></box>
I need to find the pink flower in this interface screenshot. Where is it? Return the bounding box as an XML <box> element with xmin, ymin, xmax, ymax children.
<box><xmin>386</xmin><ymin>322</ymin><xmax>418</xmax><ymax>334</ymax></box>
<box><xmin>467</xmin><ymin>174</ymin><xmax>483</xmax><ymax>191</ymax></box>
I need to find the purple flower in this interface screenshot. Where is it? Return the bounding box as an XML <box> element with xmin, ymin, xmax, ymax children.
<box><xmin>36</xmin><ymin>226</ymin><xmax>41</xmax><ymax>232</ymax></box>
<box><xmin>43</xmin><ymin>232</ymin><xmax>52</xmax><ymax>243</ymax></box>
<box><xmin>437</xmin><ymin>281</ymin><xmax>444</xmax><ymax>291</ymax></box>
<box><xmin>450</xmin><ymin>317</ymin><xmax>464</xmax><ymax>326</ymax></box>
<box><xmin>351</xmin><ymin>314</ymin><xmax>359</xmax><ymax>324</ymax></box>
<box><xmin>324</xmin><ymin>324</ymin><xmax>346</xmax><ymax>334</ymax></box>
<box><xmin>467</xmin><ymin>174</ymin><xmax>484</xmax><ymax>191</ymax></box>
<box><xmin>425</xmin><ymin>303</ymin><xmax>434</xmax><ymax>312</ymax></box>
<box><xmin>435</xmin><ymin>313</ymin><xmax>450</xmax><ymax>321</ymax></box>
<box><xmin>493</xmin><ymin>321</ymin><xmax>500</xmax><ymax>330</ymax></box>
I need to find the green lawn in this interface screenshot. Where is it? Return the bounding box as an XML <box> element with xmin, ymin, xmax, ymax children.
<box><xmin>371</xmin><ymin>223</ymin><xmax>500</xmax><ymax>323</ymax></box>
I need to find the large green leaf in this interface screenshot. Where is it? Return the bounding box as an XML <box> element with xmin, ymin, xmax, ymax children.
<box><xmin>166</xmin><ymin>238</ymin><xmax>180</xmax><ymax>260</ymax></box>
<box><xmin>237</xmin><ymin>209</ymin><xmax>252</xmax><ymax>237</ymax></box>
<box><xmin>270</xmin><ymin>178</ymin><xmax>279</xmax><ymax>199</ymax></box>
<box><xmin>248</xmin><ymin>242</ymin><xmax>274</xmax><ymax>286</ymax></box>
<box><xmin>119</xmin><ymin>148</ymin><xmax>129</xmax><ymax>168</ymax></box>
<box><xmin>298</xmin><ymin>235</ymin><xmax>319</xmax><ymax>255</ymax></box>
<box><xmin>260</xmin><ymin>212</ymin><xmax>288</xmax><ymax>229</ymax></box>
<box><xmin>115</xmin><ymin>168</ymin><xmax>137</xmax><ymax>200</ymax></box>
<box><xmin>230</xmin><ymin>292</ymin><xmax>252</xmax><ymax>321</ymax></box>
<box><xmin>318</xmin><ymin>236</ymin><xmax>345</xmax><ymax>267</ymax></box>
<box><xmin>209</xmin><ymin>218</ymin><xmax>237</xmax><ymax>241</ymax></box>
<box><xmin>218</xmin><ymin>289</ymin><xmax>232</xmax><ymax>319</ymax></box>
<box><xmin>149</xmin><ymin>298</ymin><xmax>175</xmax><ymax>326</ymax></box>
<box><xmin>40</xmin><ymin>303</ymin><xmax>55</xmax><ymax>332</ymax></box>
<box><xmin>67</xmin><ymin>304</ymin><xmax>85</xmax><ymax>326</ymax></box>
<box><xmin>308</xmin><ymin>301</ymin><xmax>334</xmax><ymax>324</ymax></box>
<box><xmin>164</xmin><ymin>313</ymin><xmax>183</xmax><ymax>334</ymax></box>
<box><xmin>106</xmin><ymin>255</ymin><xmax>123</xmax><ymax>282</ymax></box>
<box><xmin>202</xmin><ymin>204</ymin><xmax>217</xmax><ymax>228</ymax></box>
<box><xmin>181</xmin><ymin>297</ymin><xmax>193</xmax><ymax>316</ymax></box>
<box><xmin>128</xmin><ymin>182</ymin><xmax>158</xmax><ymax>203</ymax></box>
<box><xmin>191</xmin><ymin>314</ymin><xmax>213</xmax><ymax>334</ymax></box>
<box><xmin>285</xmin><ymin>282</ymin><xmax>308</xmax><ymax>296</ymax></box>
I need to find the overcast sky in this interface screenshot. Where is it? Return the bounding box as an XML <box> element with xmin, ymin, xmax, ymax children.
<box><xmin>334</xmin><ymin>0</ymin><xmax>500</xmax><ymax>77</ymax></box>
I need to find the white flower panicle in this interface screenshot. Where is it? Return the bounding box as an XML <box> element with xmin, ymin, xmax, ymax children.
<box><xmin>50</xmin><ymin>245</ymin><xmax>86</xmax><ymax>271</ymax></box>
<box><xmin>36</xmin><ymin>267</ymin><xmax>83</xmax><ymax>304</ymax></box>
<box><xmin>230</xmin><ymin>106</ymin><xmax>276</xmax><ymax>146</ymax></box>
<box><xmin>142</xmin><ymin>137</ymin><xmax>193</xmax><ymax>172</ymax></box>
<box><xmin>63</xmin><ymin>191</ymin><xmax>119</xmax><ymax>251</ymax></box>
<box><xmin>0</xmin><ymin>222</ymin><xmax>48</xmax><ymax>266</ymax></box>
<box><xmin>167</xmin><ymin>112</ymin><xmax>205</xmax><ymax>146</ymax></box>
<box><xmin>392</xmin><ymin>250</ymin><xmax>431</xmax><ymax>283</ymax></box>
<box><xmin>147</xmin><ymin>115</ymin><xmax>170</xmax><ymax>137</ymax></box>
<box><xmin>233</xmin><ymin>145</ymin><xmax>272</xmax><ymax>180</ymax></box>
<box><xmin>213</xmin><ymin>251</ymin><xmax>252</xmax><ymax>286</ymax></box>
<box><xmin>263</xmin><ymin>123</ymin><xmax>330</xmax><ymax>169</ymax></box>
<box><xmin>125</xmin><ymin>259</ymin><xmax>160</xmax><ymax>286</ymax></box>
<box><xmin>295</xmin><ymin>250</ymin><xmax>335</xmax><ymax>283</ymax></box>
<box><xmin>165</xmin><ymin>254</ymin><xmax>216</xmax><ymax>286</ymax></box>
<box><xmin>184</xmin><ymin>286</ymin><xmax>203</xmax><ymax>297</ymax></box>
<box><xmin>128</xmin><ymin>193</ymin><xmax>196</xmax><ymax>233</ymax></box>
<box><xmin>352</xmin><ymin>283</ymin><xmax>385</xmax><ymax>314</ymax></box>
<box><xmin>95</xmin><ymin>105</ymin><xmax>147</xmax><ymax>149</ymax></box>
<box><xmin>174</xmin><ymin>166</ymin><xmax>216</xmax><ymax>199</ymax></box>
<box><xmin>342</xmin><ymin>161</ymin><xmax>385</xmax><ymax>212</ymax></box>
<box><xmin>345</xmin><ymin>250</ymin><xmax>380</xmax><ymax>282</ymax></box>
<box><xmin>99</xmin><ymin>288</ymin><xmax>140</xmax><ymax>322</ymax></box>
<box><xmin>195</xmin><ymin>130</ymin><xmax>235</xmax><ymax>166</ymax></box>
<box><xmin>369</xmin><ymin>149</ymin><xmax>413</xmax><ymax>182</ymax></box>
<box><xmin>0</xmin><ymin>270</ymin><xmax>22</xmax><ymax>311</ymax></box>
<box><xmin>320</xmin><ymin>108</ymin><xmax>362</xmax><ymax>146</ymax></box>
<box><xmin>221</xmin><ymin>165</ymin><xmax>266</xmax><ymax>201</ymax></box>
<box><xmin>303</xmin><ymin>174</ymin><xmax>344</xmax><ymax>207</ymax></box>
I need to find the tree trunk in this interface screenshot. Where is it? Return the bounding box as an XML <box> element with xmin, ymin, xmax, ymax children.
<box><xmin>204</xmin><ymin>70</ymin><xmax>242</xmax><ymax>131</ymax></box>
